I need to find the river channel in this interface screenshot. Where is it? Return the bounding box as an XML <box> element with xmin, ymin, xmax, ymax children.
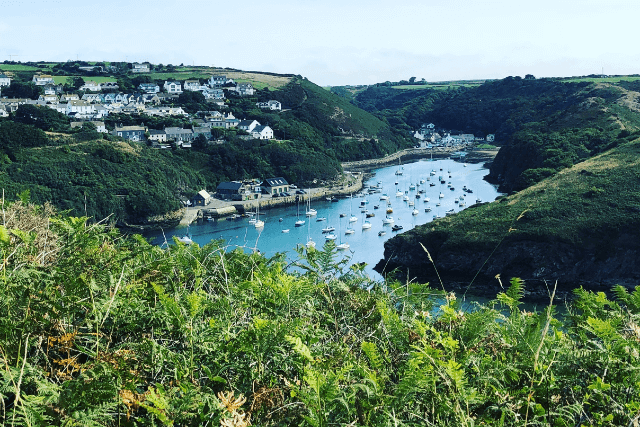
<box><xmin>146</xmin><ymin>158</ymin><xmax>503</xmax><ymax>282</ymax></box>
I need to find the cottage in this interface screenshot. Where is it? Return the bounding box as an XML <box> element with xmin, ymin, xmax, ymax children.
<box><xmin>80</xmin><ymin>81</ymin><xmax>102</xmax><ymax>92</ymax></box>
<box><xmin>251</xmin><ymin>125</ymin><xmax>274</xmax><ymax>140</ymax></box>
<box><xmin>193</xmin><ymin>189</ymin><xmax>212</xmax><ymax>206</ymax></box>
<box><xmin>60</xmin><ymin>93</ymin><xmax>80</xmax><ymax>102</ymax></box>
<box><xmin>81</xmin><ymin>93</ymin><xmax>104</xmax><ymax>103</ymax></box>
<box><xmin>164</xmin><ymin>127</ymin><xmax>194</xmax><ymax>142</ymax></box>
<box><xmin>0</xmin><ymin>73</ymin><xmax>11</xmax><ymax>87</ymax></box>
<box><xmin>236</xmin><ymin>82</ymin><xmax>255</xmax><ymax>96</ymax></box>
<box><xmin>147</xmin><ymin>129</ymin><xmax>167</xmax><ymax>142</ymax></box>
<box><xmin>215</xmin><ymin>182</ymin><xmax>244</xmax><ymax>200</ymax></box>
<box><xmin>38</xmin><ymin>94</ymin><xmax>59</xmax><ymax>104</ymax></box>
<box><xmin>183</xmin><ymin>80</ymin><xmax>202</xmax><ymax>91</ymax></box>
<box><xmin>138</xmin><ymin>83</ymin><xmax>160</xmax><ymax>94</ymax></box>
<box><xmin>66</xmin><ymin>100</ymin><xmax>96</xmax><ymax>116</ymax></box>
<box><xmin>70</xmin><ymin>121</ymin><xmax>107</xmax><ymax>133</ymax></box>
<box><xmin>100</xmin><ymin>81</ymin><xmax>119</xmax><ymax>91</ymax></box>
<box><xmin>202</xmin><ymin>87</ymin><xmax>225</xmax><ymax>100</ymax></box>
<box><xmin>112</xmin><ymin>125</ymin><xmax>146</xmax><ymax>141</ymax></box>
<box><xmin>263</xmin><ymin>177</ymin><xmax>289</xmax><ymax>196</ymax></box>
<box><xmin>208</xmin><ymin>75</ymin><xmax>227</xmax><ymax>87</ymax></box>
<box><xmin>131</xmin><ymin>62</ymin><xmax>151</xmax><ymax>73</ymax></box>
<box><xmin>32</xmin><ymin>74</ymin><xmax>55</xmax><ymax>86</ymax></box>
<box><xmin>238</xmin><ymin>119</ymin><xmax>260</xmax><ymax>133</ymax></box>
<box><xmin>256</xmin><ymin>100</ymin><xmax>281</xmax><ymax>111</ymax></box>
<box><xmin>163</xmin><ymin>81</ymin><xmax>182</xmax><ymax>94</ymax></box>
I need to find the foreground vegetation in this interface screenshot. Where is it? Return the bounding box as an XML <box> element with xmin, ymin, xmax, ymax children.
<box><xmin>1</xmin><ymin>200</ymin><xmax>639</xmax><ymax>426</ymax></box>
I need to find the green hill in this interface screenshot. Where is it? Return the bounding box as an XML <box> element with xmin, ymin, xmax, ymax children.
<box><xmin>376</xmin><ymin>137</ymin><xmax>640</xmax><ymax>298</ymax></box>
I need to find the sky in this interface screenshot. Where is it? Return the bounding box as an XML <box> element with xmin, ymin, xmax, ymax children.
<box><xmin>1</xmin><ymin>0</ymin><xmax>639</xmax><ymax>86</ymax></box>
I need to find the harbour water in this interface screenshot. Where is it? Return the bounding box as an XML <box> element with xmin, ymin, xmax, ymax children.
<box><xmin>146</xmin><ymin>158</ymin><xmax>503</xmax><ymax>281</ymax></box>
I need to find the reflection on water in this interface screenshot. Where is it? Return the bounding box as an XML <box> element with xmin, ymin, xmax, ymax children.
<box><xmin>146</xmin><ymin>158</ymin><xmax>503</xmax><ymax>281</ymax></box>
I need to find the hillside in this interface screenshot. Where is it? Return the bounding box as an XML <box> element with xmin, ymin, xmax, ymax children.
<box><xmin>376</xmin><ymin>137</ymin><xmax>640</xmax><ymax>298</ymax></box>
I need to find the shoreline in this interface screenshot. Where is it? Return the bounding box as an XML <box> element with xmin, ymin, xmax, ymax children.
<box><xmin>173</xmin><ymin>146</ymin><xmax>500</xmax><ymax>227</ymax></box>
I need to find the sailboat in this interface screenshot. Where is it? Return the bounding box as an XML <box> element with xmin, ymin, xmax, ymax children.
<box><xmin>305</xmin><ymin>192</ymin><xmax>317</xmax><ymax>216</ymax></box>
<box><xmin>254</xmin><ymin>204</ymin><xmax>264</xmax><ymax>228</ymax></box>
<box><xmin>306</xmin><ymin>218</ymin><xmax>316</xmax><ymax>249</ymax></box>
<box><xmin>178</xmin><ymin>226</ymin><xmax>194</xmax><ymax>244</ymax></box>
<box><xmin>395</xmin><ymin>157</ymin><xmax>403</xmax><ymax>175</ymax></box>
<box><xmin>349</xmin><ymin>195</ymin><xmax>358</xmax><ymax>223</ymax></box>
<box><xmin>336</xmin><ymin>217</ymin><xmax>350</xmax><ymax>250</ymax></box>
<box><xmin>295</xmin><ymin>199</ymin><xmax>305</xmax><ymax>227</ymax></box>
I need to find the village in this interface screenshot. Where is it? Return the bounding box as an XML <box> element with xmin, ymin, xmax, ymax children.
<box><xmin>0</xmin><ymin>64</ymin><xmax>278</xmax><ymax>148</ymax></box>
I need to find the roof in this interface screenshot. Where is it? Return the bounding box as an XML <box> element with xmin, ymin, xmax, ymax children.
<box><xmin>115</xmin><ymin>125</ymin><xmax>145</xmax><ymax>132</ymax></box>
<box><xmin>197</xmin><ymin>189</ymin><xmax>212</xmax><ymax>199</ymax></box>
<box><xmin>264</xmin><ymin>177</ymin><xmax>288</xmax><ymax>187</ymax></box>
<box><xmin>216</xmin><ymin>182</ymin><xmax>243</xmax><ymax>191</ymax></box>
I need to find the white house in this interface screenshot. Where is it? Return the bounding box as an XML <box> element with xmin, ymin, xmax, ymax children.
<box><xmin>66</xmin><ymin>100</ymin><xmax>96</xmax><ymax>116</ymax></box>
<box><xmin>38</xmin><ymin>94</ymin><xmax>59</xmax><ymax>104</ymax></box>
<box><xmin>81</xmin><ymin>93</ymin><xmax>104</xmax><ymax>103</ymax></box>
<box><xmin>163</xmin><ymin>81</ymin><xmax>182</xmax><ymax>94</ymax></box>
<box><xmin>80</xmin><ymin>81</ymin><xmax>102</xmax><ymax>92</ymax></box>
<box><xmin>138</xmin><ymin>83</ymin><xmax>160</xmax><ymax>94</ymax></box>
<box><xmin>183</xmin><ymin>80</ymin><xmax>202</xmax><ymax>91</ymax></box>
<box><xmin>238</xmin><ymin>119</ymin><xmax>260</xmax><ymax>133</ymax></box>
<box><xmin>60</xmin><ymin>94</ymin><xmax>80</xmax><ymax>102</ymax></box>
<box><xmin>32</xmin><ymin>74</ymin><xmax>55</xmax><ymax>86</ymax></box>
<box><xmin>236</xmin><ymin>83</ymin><xmax>255</xmax><ymax>96</ymax></box>
<box><xmin>256</xmin><ymin>100</ymin><xmax>281</xmax><ymax>110</ymax></box>
<box><xmin>131</xmin><ymin>62</ymin><xmax>151</xmax><ymax>73</ymax></box>
<box><xmin>113</xmin><ymin>125</ymin><xmax>146</xmax><ymax>141</ymax></box>
<box><xmin>251</xmin><ymin>125</ymin><xmax>273</xmax><ymax>140</ymax></box>
<box><xmin>202</xmin><ymin>87</ymin><xmax>225</xmax><ymax>100</ymax></box>
<box><xmin>0</xmin><ymin>73</ymin><xmax>10</xmax><ymax>87</ymax></box>
<box><xmin>0</xmin><ymin>106</ymin><xmax>8</xmax><ymax>117</ymax></box>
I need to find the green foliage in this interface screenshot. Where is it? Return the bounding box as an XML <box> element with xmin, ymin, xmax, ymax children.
<box><xmin>0</xmin><ymin>203</ymin><xmax>639</xmax><ymax>425</ymax></box>
<box><xmin>13</xmin><ymin>104</ymin><xmax>71</xmax><ymax>132</ymax></box>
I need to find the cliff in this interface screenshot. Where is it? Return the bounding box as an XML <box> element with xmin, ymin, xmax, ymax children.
<box><xmin>375</xmin><ymin>139</ymin><xmax>640</xmax><ymax>299</ymax></box>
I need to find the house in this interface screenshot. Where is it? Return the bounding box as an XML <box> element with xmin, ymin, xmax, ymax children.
<box><xmin>100</xmin><ymin>81</ymin><xmax>119</xmax><ymax>91</ymax></box>
<box><xmin>236</xmin><ymin>82</ymin><xmax>254</xmax><ymax>96</ymax></box>
<box><xmin>147</xmin><ymin>129</ymin><xmax>167</xmax><ymax>143</ymax></box>
<box><xmin>70</xmin><ymin>121</ymin><xmax>107</xmax><ymax>133</ymax></box>
<box><xmin>112</xmin><ymin>125</ymin><xmax>146</xmax><ymax>141</ymax></box>
<box><xmin>183</xmin><ymin>80</ymin><xmax>202</xmax><ymax>91</ymax></box>
<box><xmin>66</xmin><ymin>100</ymin><xmax>96</xmax><ymax>116</ymax></box>
<box><xmin>141</xmin><ymin>93</ymin><xmax>161</xmax><ymax>105</ymax></box>
<box><xmin>193</xmin><ymin>127</ymin><xmax>212</xmax><ymax>140</ymax></box>
<box><xmin>131</xmin><ymin>62</ymin><xmax>151</xmax><ymax>73</ymax></box>
<box><xmin>238</xmin><ymin>119</ymin><xmax>260</xmax><ymax>133</ymax></box>
<box><xmin>138</xmin><ymin>83</ymin><xmax>160</xmax><ymax>94</ymax></box>
<box><xmin>263</xmin><ymin>177</ymin><xmax>289</xmax><ymax>196</ymax></box>
<box><xmin>0</xmin><ymin>73</ymin><xmax>11</xmax><ymax>87</ymax></box>
<box><xmin>0</xmin><ymin>106</ymin><xmax>8</xmax><ymax>117</ymax></box>
<box><xmin>486</xmin><ymin>134</ymin><xmax>495</xmax><ymax>142</ymax></box>
<box><xmin>80</xmin><ymin>81</ymin><xmax>102</xmax><ymax>92</ymax></box>
<box><xmin>215</xmin><ymin>182</ymin><xmax>245</xmax><ymax>200</ymax></box>
<box><xmin>32</xmin><ymin>74</ymin><xmax>55</xmax><ymax>86</ymax></box>
<box><xmin>60</xmin><ymin>93</ymin><xmax>80</xmax><ymax>102</ymax></box>
<box><xmin>49</xmin><ymin>103</ymin><xmax>67</xmax><ymax>114</ymax></box>
<box><xmin>164</xmin><ymin>127</ymin><xmax>194</xmax><ymax>142</ymax></box>
<box><xmin>38</xmin><ymin>94</ymin><xmax>59</xmax><ymax>104</ymax></box>
<box><xmin>193</xmin><ymin>189</ymin><xmax>212</xmax><ymax>206</ymax></box>
<box><xmin>208</xmin><ymin>75</ymin><xmax>227</xmax><ymax>87</ymax></box>
<box><xmin>256</xmin><ymin>100</ymin><xmax>281</xmax><ymax>110</ymax></box>
<box><xmin>94</xmin><ymin>105</ymin><xmax>109</xmax><ymax>118</ymax></box>
<box><xmin>81</xmin><ymin>93</ymin><xmax>104</xmax><ymax>103</ymax></box>
<box><xmin>202</xmin><ymin>87</ymin><xmax>225</xmax><ymax>100</ymax></box>
<box><xmin>163</xmin><ymin>81</ymin><xmax>182</xmax><ymax>94</ymax></box>
<box><xmin>251</xmin><ymin>125</ymin><xmax>274</xmax><ymax>140</ymax></box>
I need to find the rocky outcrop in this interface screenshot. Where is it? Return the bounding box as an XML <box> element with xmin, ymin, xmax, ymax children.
<box><xmin>375</xmin><ymin>230</ymin><xmax>640</xmax><ymax>301</ymax></box>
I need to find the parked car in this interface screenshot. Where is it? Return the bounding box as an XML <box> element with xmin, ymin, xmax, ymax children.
<box><xmin>295</xmin><ymin>189</ymin><xmax>306</xmax><ymax>194</ymax></box>
<box><xmin>289</xmin><ymin>184</ymin><xmax>297</xmax><ymax>189</ymax></box>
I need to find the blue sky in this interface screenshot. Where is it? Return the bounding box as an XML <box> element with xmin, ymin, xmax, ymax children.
<box><xmin>1</xmin><ymin>0</ymin><xmax>639</xmax><ymax>86</ymax></box>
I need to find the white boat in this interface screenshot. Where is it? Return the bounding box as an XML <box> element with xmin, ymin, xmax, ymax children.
<box><xmin>255</xmin><ymin>219</ymin><xmax>264</xmax><ymax>228</ymax></box>
<box><xmin>306</xmin><ymin>208</ymin><xmax>317</xmax><ymax>217</ymax></box>
<box><xmin>345</xmin><ymin>228</ymin><xmax>355</xmax><ymax>235</ymax></box>
<box><xmin>379</xmin><ymin>194</ymin><xmax>389</xmax><ymax>201</ymax></box>
<box><xmin>423</xmin><ymin>197</ymin><xmax>430</xmax><ymax>203</ymax></box>
<box><xmin>254</xmin><ymin>204</ymin><xmax>264</xmax><ymax>228</ymax></box>
<box><xmin>409</xmin><ymin>183</ymin><xmax>416</xmax><ymax>190</ymax></box>
<box><xmin>295</xmin><ymin>219</ymin><xmax>305</xmax><ymax>227</ymax></box>
<box><xmin>378</xmin><ymin>230</ymin><xmax>386</xmax><ymax>236</ymax></box>
<box><xmin>325</xmin><ymin>234</ymin><xmax>337</xmax><ymax>240</ymax></box>
<box><xmin>362</xmin><ymin>220</ymin><xmax>372</xmax><ymax>229</ymax></box>
<box><xmin>178</xmin><ymin>235</ymin><xmax>193</xmax><ymax>245</ymax></box>
<box><xmin>439</xmin><ymin>192</ymin><xmax>444</xmax><ymax>199</ymax></box>
<box><xmin>412</xmin><ymin>208</ymin><xmax>419</xmax><ymax>216</ymax></box>
<box><xmin>408</xmin><ymin>200</ymin><xmax>415</xmax><ymax>206</ymax></box>
<box><xmin>382</xmin><ymin>216</ymin><xmax>394</xmax><ymax>224</ymax></box>
<box><xmin>425</xmin><ymin>207</ymin><xmax>432</xmax><ymax>212</ymax></box>
<box><xmin>322</xmin><ymin>226</ymin><xmax>335</xmax><ymax>233</ymax></box>
<box><xmin>446</xmin><ymin>209</ymin><xmax>455</xmax><ymax>216</ymax></box>
<box><xmin>395</xmin><ymin>191</ymin><xmax>403</xmax><ymax>197</ymax></box>
<box><xmin>306</xmin><ymin>239</ymin><xmax>316</xmax><ymax>249</ymax></box>
<box><xmin>349</xmin><ymin>215</ymin><xmax>358</xmax><ymax>223</ymax></box>
<box><xmin>281</xmin><ymin>229</ymin><xmax>290</xmax><ymax>233</ymax></box>
<box><xmin>316</xmin><ymin>217</ymin><xmax>326</xmax><ymax>221</ymax></box>
<box><xmin>336</xmin><ymin>242</ymin><xmax>350</xmax><ymax>250</ymax></box>
<box><xmin>476</xmin><ymin>198</ymin><xmax>482</xmax><ymax>203</ymax></box>
<box><xmin>402</xmin><ymin>195</ymin><xmax>409</xmax><ymax>201</ymax></box>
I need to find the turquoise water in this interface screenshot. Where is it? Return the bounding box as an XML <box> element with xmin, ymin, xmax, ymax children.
<box><xmin>146</xmin><ymin>158</ymin><xmax>503</xmax><ymax>281</ymax></box>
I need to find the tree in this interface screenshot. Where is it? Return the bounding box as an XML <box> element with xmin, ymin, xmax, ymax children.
<box><xmin>2</xmin><ymin>81</ymin><xmax>42</xmax><ymax>99</ymax></box>
<box><xmin>409</xmin><ymin>77</ymin><xmax>417</xmax><ymax>83</ymax></box>
<box><xmin>13</xmin><ymin>104</ymin><xmax>70</xmax><ymax>132</ymax></box>
<box><xmin>524</xmin><ymin>74</ymin><xmax>536</xmax><ymax>80</ymax></box>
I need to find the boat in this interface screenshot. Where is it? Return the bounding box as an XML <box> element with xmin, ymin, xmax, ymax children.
<box><xmin>392</xmin><ymin>224</ymin><xmax>403</xmax><ymax>231</ymax></box>
<box><xmin>281</xmin><ymin>229</ymin><xmax>290</xmax><ymax>233</ymax></box>
<box><xmin>366</xmin><ymin>212</ymin><xmax>375</xmax><ymax>218</ymax></box>
<box><xmin>178</xmin><ymin>227</ymin><xmax>194</xmax><ymax>244</ymax></box>
<box><xmin>436</xmin><ymin>202</ymin><xmax>441</xmax><ymax>207</ymax></box>
<box><xmin>336</xmin><ymin>242</ymin><xmax>350</xmax><ymax>250</ymax></box>
<box><xmin>316</xmin><ymin>217</ymin><xmax>327</xmax><ymax>222</ymax></box>
<box><xmin>423</xmin><ymin>197</ymin><xmax>430</xmax><ymax>202</ymax></box>
<box><xmin>339</xmin><ymin>213</ymin><xmax>347</xmax><ymax>218</ymax></box>
<box><xmin>415</xmin><ymin>194</ymin><xmax>420</xmax><ymax>199</ymax></box>
<box><xmin>374</xmin><ymin>205</ymin><xmax>379</xmax><ymax>209</ymax></box>
<box><xmin>362</xmin><ymin>220</ymin><xmax>372</xmax><ymax>229</ymax></box>
<box><xmin>295</xmin><ymin>199</ymin><xmax>305</xmax><ymax>227</ymax></box>
<box><xmin>446</xmin><ymin>209</ymin><xmax>455</xmax><ymax>216</ymax></box>
<box><xmin>476</xmin><ymin>198</ymin><xmax>482</xmax><ymax>203</ymax></box>
<box><xmin>306</xmin><ymin>238</ymin><xmax>316</xmax><ymax>249</ymax></box>
<box><xmin>386</xmin><ymin>207</ymin><xmax>393</xmax><ymax>214</ymax></box>
<box><xmin>255</xmin><ymin>218</ymin><xmax>265</xmax><ymax>228</ymax></box>
<box><xmin>325</xmin><ymin>234</ymin><xmax>337</xmax><ymax>240</ymax></box>
<box><xmin>379</xmin><ymin>194</ymin><xmax>389</xmax><ymax>201</ymax></box>
<box><xmin>306</xmin><ymin>194</ymin><xmax>317</xmax><ymax>216</ymax></box>
<box><xmin>331</xmin><ymin>197</ymin><xmax>339</xmax><ymax>202</ymax></box>
<box><xmin>430</xmin><ymin>183</ymin><xmax>436</xmax><ymax>187</ymax></box>
<box><xmin>345</xmin><ymin>228</ymin><xmax>355</xmax><ymax>235</ymax></box>
<box><xmin>408</xmin><ymin>200</ymin><xmax>415</xmax><ymax>206</ymax></box>
<box><xmin>279</xmin><ymin>217</ymin><xmax>284</xmax><ymax>222</ymax></box>
<box><xmin>439</xmin><ymin>192</ymin><xmax>444</xmax><ymax>199</ymax></box>
<box><xmin>395</xmin><ymin>190</ymin><xmax>403</xmax><ymax>197</ymax></box>
<box><xmin>322</xmin><ymin>226</ymin><xmax>336</xmax><ymax>233</ymax></box>
<box><xmin>420</xmin><ymin>179</ymin><xmax>426</xmax><ymax>184</ymax></box>
<box><xmin>402</xmin><ymin>194</ymin><xmax>409</xmax><ymax>201</ymax></box>
<box><xmin>382</xmin><ymin>216</ymin><xmax>394</xmax><ymax>224</ymax></box>
<box><xmin>412</xmin><ymin>208</ymin><xmax>419</xmax><ymax>216</ymax></box>
<box><xmin>450</xmin><ymin>187</ymin><xmax>455</xmax><ymax>191</ymax></box>
<box><xmin>254</xmin><ymin>204</ymin><xmax>264</xmax><ymax>228</ymax></box>
<box><xmin>378</xmin><ymin>230</ymin><xmax>386</xmax><ymax>236</ymax></box>
<box><xmin>425</xmin><ymin>207</ymin><xmax>432</xmax><ymax>212</ymax></box>
<box><xmin>409</xmin><ymin>183</ymin><xmax>416</xmax><ymax>191</ymax></box>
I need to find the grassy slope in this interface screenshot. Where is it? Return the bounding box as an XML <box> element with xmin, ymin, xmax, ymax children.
<box><xmin>380</xmin><ymin>138</ymin><xmax>640</xmax><ymax>291</ymax></box>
